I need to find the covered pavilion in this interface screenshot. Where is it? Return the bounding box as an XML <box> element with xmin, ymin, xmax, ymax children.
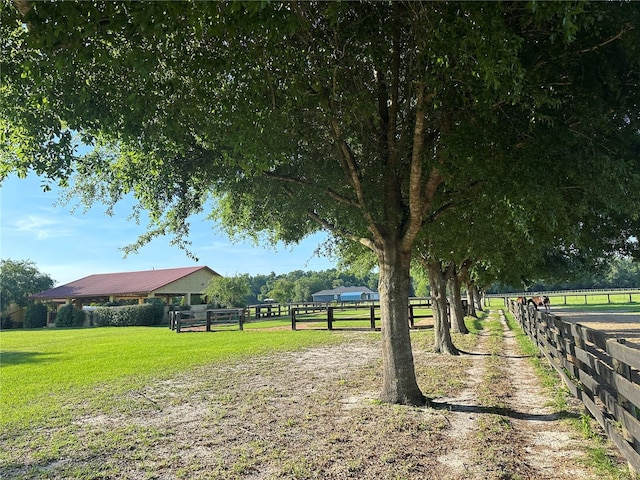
<box><xmin>30</xmin><ymin>266</ymin><xmax>220</xmax><ymax>311</ymax></box>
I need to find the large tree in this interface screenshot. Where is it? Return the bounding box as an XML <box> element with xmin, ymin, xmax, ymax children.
<box><xmin>0</xmin><ymin>259</ymin><xmax>54</xmax><ymax>313</ymax></box>
<box><xmin>3</xmin><ymin>1</ymin><xmax>640</xmax><ymax>405</ymax></box>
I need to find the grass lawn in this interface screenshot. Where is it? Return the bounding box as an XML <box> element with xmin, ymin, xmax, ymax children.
<box><xmin>487</xmin><ymin>293</ymin><xmax>640</xmax><ymax>310</ymax></box>
<box><xmin>0</xmin><ymin>325</ymin><xmax>339</xmax><ymax>434</ymax></box>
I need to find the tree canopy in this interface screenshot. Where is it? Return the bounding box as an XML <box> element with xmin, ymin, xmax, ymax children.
<box><xmin>3</xmin><ymin>1</ymin><xmax>640</xmax><ymax>404</ymax></box>
<box><xmin>0</xmin><ymin>259</ymin><xmax>54</xmax><ymax>313</ymax></box>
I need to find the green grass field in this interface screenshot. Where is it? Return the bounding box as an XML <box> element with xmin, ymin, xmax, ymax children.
<box><xmin>0</xmin><ymin>325</ymin><xmax>338</xmax><ymax>434</ymax></box>
<box><xmin>485</xmin><ymin>293</ymin><xmax>640</xmax><ymax>309</ymax></box>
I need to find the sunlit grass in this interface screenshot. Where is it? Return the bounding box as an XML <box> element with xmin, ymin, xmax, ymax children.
<box><xmin>486</xmin><ymin>293</ymin><xmax>640</xmax><ymax>309</ymax></box>
<box><xmin>0</xmin><ymin>326</ymin><xmax>339</xmax><ymax>433</ymax></box>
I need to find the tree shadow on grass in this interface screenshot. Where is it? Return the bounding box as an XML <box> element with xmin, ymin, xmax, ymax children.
<box><xmin>457</xmin><ymin>349</ymin><xmax>533</xmax><ymax>360</ymax></box>
<box><xmin>431</xmin><ymin>400</ymin><xmax>580</xmax><ymax>422</ymax></box>
<box><xmin>0</xmin><ymin>351</ymin><xmax>60</xmax><ymax>367</ymax></box>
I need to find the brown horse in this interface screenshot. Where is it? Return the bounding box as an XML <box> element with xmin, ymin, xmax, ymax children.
<box><xmin>527</xmin><ymin>295</ymin><xmax>550</xmax><ymax>312</ymax></box>
<box><xmin>516</xmin><ymin>296</ymin><xmax>527</xmax><ymax>305</ymax></box>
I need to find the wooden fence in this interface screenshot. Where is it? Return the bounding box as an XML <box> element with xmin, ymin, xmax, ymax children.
<box><xmin>486</xmin><ymin>288</ymin><xmax>640</xmax><ymax>306</ymax></box>
<box><xmin>169</xmin><ymin>308</ymin><xmax>245</xmax><ymax>332</ymax></box>
<box><xmin>507</xmin><ymin>299</ymin><xmax>640</xmax><ymax>473</ymax></box>
<box><xmin>291</xmin><ymin>300</ymin><xmax>433</xmax><ymax>330</ymax></box>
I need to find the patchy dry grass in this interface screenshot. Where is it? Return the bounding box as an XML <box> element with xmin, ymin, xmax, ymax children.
<box><xmin>1</xmin><ymin>317</ymin><xmax>634</xmax><ymax>479</ymax></box>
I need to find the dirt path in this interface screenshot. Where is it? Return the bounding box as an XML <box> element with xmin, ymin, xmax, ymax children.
<box><xmin>429</xmin><ymin>310</ymin><xmax>619</xmax><ymax>480</ymax></box>
<box><xmin>2</xmin><ymin>314</ymin><xmax>630</xmax><ymax>480</ymax></box>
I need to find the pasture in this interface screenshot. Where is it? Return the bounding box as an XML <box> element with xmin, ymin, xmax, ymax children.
<box><xmin>0</xmin><ymin>325</ymin><xmax>337</xmax><ymax>433</ymax></box>
<box><xmin>485</xmin><ymin>291</ymin><xmax>640</xmax><ymax>309</ymax></box>
<box><xmin>0</xmin><ymin>314</ymin><xmax>632</xmax><ymax>479</ymax></box>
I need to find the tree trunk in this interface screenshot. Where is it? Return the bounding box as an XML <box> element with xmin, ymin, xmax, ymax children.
<box><xmin>448</xmin><ymin>271</ymin><xmax>469</xmax><ymax>334</ymax></box>
<box><xmin>377</xmin><ymin>247</ymin><xmax>427</xmax><ymax>406</ymax></box>
<box><xmin>470</xmin><ymin>284</ymin><xmax>484</xmax><ymax>312</ymax></box>
<box><xmin>465</xmin><ymin>281</ymin><xmax>478</xmax><ymax>318</ymax></box>
<box><xmin>426</xmin><ymin>261</ymin><xmax>458</xmax><ymax>355</ymax></box>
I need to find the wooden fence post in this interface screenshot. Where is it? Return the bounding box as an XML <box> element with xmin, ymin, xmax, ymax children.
<box><xmin>291</xmin><ymin>308</ymin><xmax>297</xmax><ymax>330</ymax></box>
<box><xmin>613</xmin><ymin>338</ymin><xmax>638</xmax><ymax>476</ymax></box>
<box><xmin>370</xmin><ymin>305</ymin><xmax>376</xmax><ymax>330</ymax></box>
<box><xmin>327</xmin><ymin>307</ymin><xmax>334</xmax><ymax>330</ymax></box>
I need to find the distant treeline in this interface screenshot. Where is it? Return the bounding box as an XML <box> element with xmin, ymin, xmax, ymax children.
<box><xmin>239</xmin><ymin>258</ymin><xmax>640</xmax><ymax>303</ymax></box>
<box><xmin>488</xmin><ymin>257</ymin><xmax>640</xmax><ymax>294</ymax></box>
<box><xmin>243</xmin><ymin>269</ymin><xmax>383</xmax><ymax>304</ymax></box>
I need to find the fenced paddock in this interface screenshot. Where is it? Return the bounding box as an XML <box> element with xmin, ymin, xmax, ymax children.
<box><xmin>487</xmin><ymin>288</ymin><xmax>640</xmax><ymax>307</ymax></box>
<box><xmin>169</xmin><ymin>308</ymin><xmax>245</xmax><ymax>332</ymax></box>
<box><xmin>508</xmin><ymin>299</ymin><xmax>640</xmax><ymax>473</ymax></box>
<box><xmin>290</xmin><ymin>300</ymin><xmax>434</xmax><ymax>330</ymax></box>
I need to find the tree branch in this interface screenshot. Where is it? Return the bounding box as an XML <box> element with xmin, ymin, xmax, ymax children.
<box><xmin>577</xmin><ymin>27</ymin><xmax>631</xmax><ymax>54</ymax></box>
<box><xmin>263</xmin><ymin>170</ymin><xmax>359</xmax><ymax>207</ymax></box>
<box><xmin>306</xmin><ymin>209</ymin><xmax>374</xmax><ymax>250</ymax></box>
<box><xmin>12</xmin><ymin>0</ymin><xmax>31</xmax><ymax>16</ymax></box>
<box><xmin>405</xmin><ymin>82</ymin><xmax>427</xmax><ymax>243</ymax></box>
<box><xmin>329</xmin><ymin>118</ymin><xmax>366</xmax><ymax>207</ymax></box>
<box><xmin>386</xmin><ymin>24</ymin><xmax>401</xmax><ymax>166</ymax></box>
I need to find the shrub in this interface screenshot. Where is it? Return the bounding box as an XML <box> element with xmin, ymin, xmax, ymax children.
<box><xmin>145</xmin><ymin>298</ymin><xmax>166</xmax><ymax>323</ymax></box>
<box><xmin>93</xmin><ymin>304</ymin><xmax>160</xmax><ymax>327</ymax></box>
<box><xmin>72</xmin><ymin>309</ymin><xmax>86</xmax><ymax>327</ymax></box>
<box><xmin>0</xmin><ymin>315</ymin><xmax>13</xmax><ymax>330</ymax></box>
<box><xmin>24</xmin><ymin>303</ymin><xmax>48</xmax><ymax>328</ymax></box>
<box><xmin>55</xmin><ymin>305</ymin><xmax>75</xmax><ymax>327</ymax></box>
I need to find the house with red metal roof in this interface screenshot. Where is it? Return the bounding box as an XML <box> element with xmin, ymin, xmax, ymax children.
<box><xmin>31</xmin><ymin>266</ymin><xmax>220</xmax><ymax>311</ymax></box>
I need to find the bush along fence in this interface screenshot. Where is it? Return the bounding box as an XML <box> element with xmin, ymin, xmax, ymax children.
<box><xmin>507</xmin><ymin>299</ymin><xmax>640</xmax><ymax>474</ymax></box>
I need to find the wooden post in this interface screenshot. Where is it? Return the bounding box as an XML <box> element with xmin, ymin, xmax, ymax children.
<box><xmin>239</xmin><ymin>310</ymin><xmax>244</xmax><ymax>331</ymax></box>
<box><xmin>206</xmin><ymin>310</ymin><xmax>211</xmax><ymax>332</ymax></box>
<box><xmin>291</xmin><ymin>308</ymin><xmax>297</xmax><ymax>330</ymax></box>
<box><xmin>613</xmin><ymin>338</ymin><xmax>638</xmax><ymax>477</ymax></box>
<box><xmin>370</xmin><ymin>305</ymin><xmax>376</xmax><ymax>330</ymax></box>
<box><xmin>408</xmin><ymin>304</ymin><xmax>414</xmax><ymax>328</ymax></box>
<box><xmin>327</xmin><ymin>307</ymin><xmax>334</xmax><ymax>330</ymax></box>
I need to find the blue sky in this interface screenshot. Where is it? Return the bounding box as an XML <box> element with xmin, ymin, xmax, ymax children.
<box><xmin>0</xmin><ymin>173</ymin><xmax>336</xmax><ymax>286</ymax></box>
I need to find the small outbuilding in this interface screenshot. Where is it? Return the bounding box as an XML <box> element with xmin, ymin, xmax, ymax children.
<box><xmin>311</xmin><ymin>286</ymin><xmax>379</xmax><ymax>303</ymax></box>
<box><xmin>30</xmin><ymin>266</ymin><xmax>220</xmax><ymax>312</ymax></box>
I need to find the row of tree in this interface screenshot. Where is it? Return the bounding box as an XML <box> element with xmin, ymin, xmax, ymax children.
<box><xmin>3</xmin><ymin>2</ymin><xmax>640</xmax><ymax>405</ymax></box>
<box><xmin>4</xmin><ymin>255</ymin><xmax>639</xmax><ymax>326</ymax></box>
<box><xmin>203</xmin><ymin>257</ymin><xmax>640</xmax><ymax>307</ymax></box>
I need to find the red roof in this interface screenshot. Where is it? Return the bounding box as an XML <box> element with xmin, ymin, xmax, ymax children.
<box><xmin>31</xmin><ymin>266</ymin><xmax>218</xmax><ymax>299</ymax></box>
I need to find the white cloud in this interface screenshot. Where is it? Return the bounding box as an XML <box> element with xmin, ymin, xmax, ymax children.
<box><xmin>13</xmin><ymin>214</ymin><xmax>77</xmax><ymax>240</ymax></box>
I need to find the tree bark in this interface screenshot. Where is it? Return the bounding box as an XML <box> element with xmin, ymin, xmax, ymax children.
<box><xmin>465</xmin><ymin>281</ymin><xmax>478</xmax><ymax>318</ymax></box>
<box><xmin>470</xmin><ymin>284</ymin><xmax>484</xmax><ymax>312</ymax></box>
<box><xmin>426</xmin><ymin>261</ymin><xmax>459</xmax><ymax>355</ymax></box>
<box><xmin>377</xmin><ymin>246</ymin><xmax>427</xmax><ymax>406</ymax></box>
<box><xmin>448</xmin><ymin>270</ymin><xmax>469</xmax><ymax>334</ymax></box>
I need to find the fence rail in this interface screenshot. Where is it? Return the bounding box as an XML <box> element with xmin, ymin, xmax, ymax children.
<box><xmin>507</xmin><ymin>299</ymin><xmax>640</xmax><ymax>473</ymax></box>
<box><xmin>169</xmin><ymin>308</ymin><xmax>245</xmax><ymax>333</ymax></box>
<box><xmin>486</xmin><ymin>288</ymin><xmax>640</xmax><ymax>305</ymax></box>
<box><xmin>291</xmin><ymin>300</ymin><xmax>433</xmax><ymax>330</ymax></box>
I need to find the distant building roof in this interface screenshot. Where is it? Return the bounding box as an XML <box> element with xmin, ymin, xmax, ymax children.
<box><xmin>31</xmin><ymin>266</ymin><xmax>219</xmax><ymax>300</ymax></box>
